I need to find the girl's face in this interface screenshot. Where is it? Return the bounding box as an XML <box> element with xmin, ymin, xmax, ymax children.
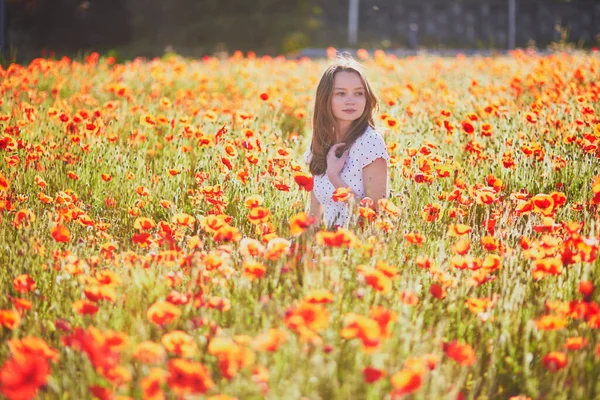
<box><xmin>330</xmin><ymin>71</ymin><xmax>366</xmax><ymax>128</ymax></box>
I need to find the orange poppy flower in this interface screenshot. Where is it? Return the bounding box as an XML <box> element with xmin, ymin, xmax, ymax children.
<box><xmin>474</xmin><ymin>187</ymin><xmax>496</xmax><ymax>204</ymax></box>
<box><xmin>369</xmin><ymin>306</ymin><xmax>396</xmax><ymax>338</ymax></box>
<box><xmin>315</xmin><ymin>228</ymin><xmax>358</xmax><ymax>248</ymax></box>
<box><xmin>242</xmin><ymin>260</ymin><xmax>267</xmax><ymax>280</ymax></box>
<box><xmin>579</xmin><ymin>280</ymin><xmax>594</xmax><ymax>297</ymax></box>
<box><xmin>564</xmin><ymin>336</ymin><xmax>588</xmax><ymax>351</ymax></box>
<box><xmin>375</xmin><ymin>260</ymin><xmax>398</xmax><ymax>278</ymax></box>
<box><xmin>247</xmin><ymin>207</ymin><xmax>271</xmax><ymax>224</ymax></box>
<box><xmin>542</xmin><ymin>351</ymin><xmax>567</xmax><ymax>372</ymax></box>
<box><xmin>84</xmin><ymin>285</ymin><xmax>116</xmax><ymax>303</ymax></box>
<box><xmin>213</xmin><ymin>225</ymin><xmax>242</xmax><ymax>243</ymax></box>
<box><xmin>172</xmin><ymin>213</ymin><xmax>195</xmax><ymax>228</ymax></box>
<box><xmin>208</xmin><ymin>337</ymin><xmax>256</xmax><ymax>379</ymax></box>
<box><xmin>73</xmin><ymin>299</ymin><xmax>99</xmax><ymax>315</ymax></box>
<box><xmin>451</xmin><ymin>239</ymin><xmax>471</xmax><ymax>255</ymax></box>
<box><xmin>140</xmin><ymin>114</ymin><xmax>156</xmax><ymax>127</ymax></box>
<box><xmin>378</xmin><ymin>199</ymin><xmax>400</xmax><ymax>217</ymax></box>
<box><xmin>7</xmin><ymin>337</ymin><xmax>59</xmax><ymax>363</ymax></box>
<box><xmin>399</xmin><ymin>291</ymin><xmax>419</xmax><ymax>306</ymax></box>
<box><xmin>133</xmin><ymin>341</ymin><xmax>167</xmax><ymax>364</ymax></box>
<box><xmin>202</xmin><ymin>214</ymin><xmax>228</xmax><ymax>231</ymax></box>
<box><xmin>10</xmin><ymin>297</ymin><xmax>32</xmax><ymax>314</ymax></box>
<box><xmin>357</xmin><ymin>266</ymin><xmax>392</xmax><ymax>294</ymax></box>
<box><xmin>238</xmin><ymin>238</ymin><xmax>265</xmax><ymax>258</ymax></box>
<box><xmin>404</xmin><ymin>232</ymin><xmax>425</xmax><ymax>245</ymax></box>
<box><xmin>244</xmin><ymin>195</ymin><xmax>263</xmax><ymax>209</ymax></box>
<box><xmin>524</xmin><ymin>112</ymin><xmax>538</xmax><ymax>123</ymax></box>
<box><xmin>135</xmin><ymin>186</ymin><xmax>149</xmax><ymax>196</ymax></box>
<box><xmin>531</xmin><ymin>194</ymin><xmax>555</xmax><ymax>216</ymax></box>
<box><xmin>140</xmin><ymin>368</ymin><xmax>165</xmax><ymax>400</ymax></box>
<box><xmin>358</xmin><ymin>206</ymin><xmax>377</xmax><ymax>222</ymax></box>
<box><xmin>481</xmin><ymin>236</ymin><xmax>498</xmax><ymax>251</ymax></box>
<box><xmin>236</xmin><ymin>169</ymin><xmax>250</xmax><ymax>184</ymax></box>
<box><xmin>12</xmin><ymin>209</ymin><xmax>36</xmax><ymax>229</ymax></box>
<box><xmin>532</xmin><ymin>258</ymin><xmax>562</xmax><ymax>280</ymax></box>
<box><xmin>166</xmin><ymin>290</ymin><xmax>190</xmax><ymax>306</ymax></box>
<box><xmin>13</xmin><ymin>274</ymin><xmax>35</xmax><ymax>293</ymax></box>
<box><xmin>51</xmin><ymin>224</ymin><xmax>71</xmax><ymax>242</ymax></box>
<box><xmin>415</xmin><ymin>256</ymin><xmax>433</xmax><ymax>269</ymax></box>
<box><xmin>421</xmin><ymin>203</ymin><xmax>441</xmax><ymax>222</ymax></box>
<box><xmin>251</xmin><ymin>329</ymin><xmax>288</xmax><ymax>352</ymax></box>
<box><xmin>443</xmin><ymin>340</ymin><xmax>476</xmax><ymax>366</ymax></box>
<box><xmin>451</xmin><ymin>255</ymin><xmax>480</xmax><ymax>271</ymax></box>
<box><xmin>133</xmin><ymin>217</ymin><xmax>156</xmax><ymax>231</ymax></box>
<box><xmin>535</xmin><ymin>315</ymin><xmax>567</xmax><ymax>330</ymax></box>
<box><xmin>167</xmin><ymin>358</ymin><xmax>214</xmax><ymax>396</ymax></box>
<box><xmin>271</xmin><ymin>179</ymin><xmax>291</xmax><ymax>192</ymax></box>
<box><xmin>332</xmin><ymin>187</ymin><xmax>354</xmax><ymax>203</ymax></box>
<box><xmin>304</xmin><ymin>289</ymin><xmax>334</xmax><ymax>304</ymax></box>
<box><xmin>482</xmin><ymin>254</ymin><xmax>501</xmax><ymax>271</ymax></box>
<box><xmin>65</xmin><ymin>170</ymin><xmax>79</xmax><ymax>180</ymax></box>
<box><xmin>592</xmin><ymin>175</ymin><xmax>600</xmax><ymax>202</ymax></box>
<box><xmin>161</xmin><ymin>331</ymin><xmax>197</xmax><ymax>358</ymax></box>
<box><xmin>293</xmin><ymin>172</ymin><xmax>314</xmax><ymax>192</ymax></box>
<box><xmin>0</xmin><ymin>355</ymin><xmax>50</xmax><ymax>400</ymax></box>
<box><xmin>284</xmin><ymin>301</ymin><xmax>329</xmax><ymax>341</ymax></box>
<box><xmin>448</xmin><ymin>224</ymin><xmax>472</xmax><ymax>236</ymax></box>
<box><xmin>363</xmin><ymin>366</ymin><xmax>386</xmax><ymax>383</ymax></box>
<box><xmin>390</xmin><ymin>368</ymin><xmax>422</xmax><ymax>396</ymax></box>
<box><xmin>289</xmin><ymin>212</ymin><xmax>317</xmax><ymax>236</ymax></box>
<box><xmin>430</xmin><ymin>283</ymin><xmax>447</xmax><ymax>299</ymax></box>
<box><xmin>147</xmin><ymin>302</ymin><xmax>181</xmax><ymax>326</ymax></box>
<box><xmin>0</xmin><ymin>171</ymin><xmax>9</xmax><ymax>191</ymax></box>
<box><xmin>340</xmin><ymin>313</ymin><xmax>381</xmax><ymax>352</ymax></box>
<box><xmin>205</xmin><ymin>296</ymin><xmax>231</xmax><ymax>312</ymax></box>
<box><xmin>263</xmin><ymin>238</ymin><xmax>290</xmax><ymax>260</ymax></box>
<box><xmin>465</xmin><ymin>296</ymin><xmax>498</xmax><ymax>315</ymax></box>
<box><xmin>461</xmin><ymin>120</ymin><xmax>475</xmax><ymax>134</ymax></box>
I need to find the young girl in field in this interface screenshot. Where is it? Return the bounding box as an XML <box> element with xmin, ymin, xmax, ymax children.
<box><xmin>304</xmin><ymin>56</ymin><xmax>390</xmax><ymax>230</ymax></box>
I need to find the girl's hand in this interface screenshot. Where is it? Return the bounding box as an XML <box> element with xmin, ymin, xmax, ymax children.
<box><xmin>326</xmin><ymin>143</ymin><xmax>349</xmax><ymax>178</ymax></box>
<box><xmin>360</xmin><ymin>196</ymin><xmax>376</xmax><ymax>211</ymax></box>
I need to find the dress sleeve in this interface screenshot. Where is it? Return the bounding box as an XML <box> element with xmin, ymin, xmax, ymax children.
<box><xmin>303</xmin><ymin>147</ymin><xmax>312</xmax><ymax>165</ymax></box>
<box><xmin>358</xmin><ymin>130</ymin><xmax>390</xmax><ymax>169</ymax></box>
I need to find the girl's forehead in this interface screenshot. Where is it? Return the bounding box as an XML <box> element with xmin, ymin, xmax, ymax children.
<box><xmin>333</xmin><ymin>71</ymin><xmax>364</xmax><ymax>87</ymax></box>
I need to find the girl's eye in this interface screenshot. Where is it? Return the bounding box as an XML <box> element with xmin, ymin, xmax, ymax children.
<box><xmin>336</xmin><ymin>92</ymin><xmax>345</xmax><ymax>96</ymax></box>
<box><xmin>355</xmin><ymin>92</ymin><xmax>364</xmax><ymax>96</ymax></box>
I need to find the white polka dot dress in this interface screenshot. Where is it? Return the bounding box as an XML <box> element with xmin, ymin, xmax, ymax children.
<box><xmin>303</xmin><ymin>126</ymin><xmax>390</xmax><ymax>228</ymax></box>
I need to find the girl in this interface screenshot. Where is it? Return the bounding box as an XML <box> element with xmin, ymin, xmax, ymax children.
<box><xmin>304</xmin><ymin>56</ymin><xmax>390</xmax><ymax>230</ymax></box>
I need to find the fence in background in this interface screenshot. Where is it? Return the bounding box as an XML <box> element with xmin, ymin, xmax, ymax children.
<box><xmin>314</xmin><ymin>0</ymin><xmax>600</xmax><ymax>49</ymax></box>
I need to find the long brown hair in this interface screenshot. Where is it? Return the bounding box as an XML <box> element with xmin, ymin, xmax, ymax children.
<box><xmin>308</xmin><ymin>56</ymin><xmax>379</xmax><ymax>176</ymax></box>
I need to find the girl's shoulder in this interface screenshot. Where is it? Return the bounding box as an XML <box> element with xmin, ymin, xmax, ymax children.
<box><xmin>356</xmin><ymin>126</ymin><xmax>385</xmax><ymax>145</ymax></box>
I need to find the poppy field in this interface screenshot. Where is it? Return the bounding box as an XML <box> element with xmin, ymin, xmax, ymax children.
<box><xmin>1</xmin><ymin>49</ymin><xmax>600</xmax><ymax>399</ymax></box>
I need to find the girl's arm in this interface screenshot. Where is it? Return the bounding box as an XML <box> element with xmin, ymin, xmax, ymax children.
<box><xmin>362</xmin><ymin>158</ymin><xmax>388</xmax><ymax>212</ymax></box>
<box><xmin>327</xmin><ymin>174</ymin><xmax>360</xmax><ymax>198</ymax></box>
<box><xmin>306</xmin><ymin>191</ymin><xmax>323</xmax><ymax>235</ymax></box>
<box><xmin>308</xmin><ymin>190</ymin><xmax>323</xmax><ymax>221</ymax></box>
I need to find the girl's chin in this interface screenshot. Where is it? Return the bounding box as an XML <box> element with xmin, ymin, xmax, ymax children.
<box><xmin>336</xmin><ymin>115</ymin><xmax>360</xmax><ymax>121</ymax></box>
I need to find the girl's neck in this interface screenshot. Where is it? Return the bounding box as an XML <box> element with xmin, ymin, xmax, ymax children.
<box><xmin>335</xmin><ymin>122</ymin><xmax>351</xmax><ymax>143</ymax></box>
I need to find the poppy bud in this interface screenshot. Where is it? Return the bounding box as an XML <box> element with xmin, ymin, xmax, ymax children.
<box><xmin>578</xmin><ymin>280</ymin><xmax>594</xmax><ymax>297</ymax></box>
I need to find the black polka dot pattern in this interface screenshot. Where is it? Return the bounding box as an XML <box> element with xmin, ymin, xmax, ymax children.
<box><xmin>303</xmin><ymin>127</ymin><xmax>390</xmax><ymax>227</ymax></box>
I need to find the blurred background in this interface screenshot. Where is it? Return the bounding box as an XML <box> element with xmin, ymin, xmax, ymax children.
<box><xmin>2</xmin><ymin>0</ymin><xmax>599</xmax><ymax>62</ymax></box>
